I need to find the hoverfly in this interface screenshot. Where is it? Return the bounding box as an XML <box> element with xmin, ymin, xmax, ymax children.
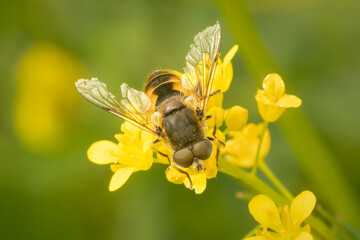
<box><xmin>76</xmin><ymin>22</ymin><xmax>223</xmax><ymax>179</ymax></box>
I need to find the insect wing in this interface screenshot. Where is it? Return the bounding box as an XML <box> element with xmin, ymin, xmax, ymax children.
<box><xmin>75</xmin><ymin>78</ymin><xmax>158</xmax><ymax>135</ymax></box>
<box><xmin>118</xmin><ymin>83</ymin><xmax>154</xmax><ymax>130</ymax></box>
<box><xmin>182</xmin><ymin>22</ymin><xmax>221</xmax><ymax>115</ymax></box>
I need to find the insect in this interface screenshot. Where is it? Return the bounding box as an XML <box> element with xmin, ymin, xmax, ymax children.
<box><xmin>76</xmin><ymin>22</ymin><xmax>223</xmax><ymax>177</ymax></box>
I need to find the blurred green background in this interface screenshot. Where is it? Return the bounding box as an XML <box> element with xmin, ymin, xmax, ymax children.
<box><xmin>1</xmin><ymin>0</ymin><xmax>359</xmax><ymax>239</ymax></box>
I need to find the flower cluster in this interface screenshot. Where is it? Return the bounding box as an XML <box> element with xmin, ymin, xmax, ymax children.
<box><xmin>221</xmin><ymin>73</ymin><xmax>301</xmax><ymax>169</ymax></box>
<box><xmin>247</xmin><ymin>191</ymin><xmax>316</xmax><ymax>240</ymax></box>
<box><xmin>85</xmin><ymin>44</ymin><xmax>303</xmax><ymax>195</ymax></box>
<box><xmin>79</xmin><ymin>30</ymin><xmax>334</xmax><ymax>239</ymax></box>
<box><xmin>222</xmin><ymin>122</ymin><xmax>270</xmax><ymax>168</ymax></box>
<box><xmin>86</xmin><ymin>45</ymin><xmax>243</xmax><ymax>194</ymax></box>
<box><xmin>163</xmin><ymin>45</ymin><xmax>240</xmax><ymax>193</ymax></box>
<box><xmin>87</xmin><ymin>122</ymin><xmax>154</xmax><ymax>191</ymax></box>
<box><xmin>255</xmin><ymin>73</ymin><xmax>302</xmax><ymax>122</ymax></box>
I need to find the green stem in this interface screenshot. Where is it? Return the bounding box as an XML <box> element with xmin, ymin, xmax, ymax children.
<box><xmin>306</xmin><ymin>215</ymin><xmax>341</xmax><ymax>240</ymax></box>
<box><xmin>219</xmin><ymin>158</ymin><xmax>288</xmax><ymax>205</ymax></box>
<box><xmin>316</xmin><ymin>205</ymin><xmax>360</xmax><ymax>240</ymax></box>
<box><xmin>250</xmin><ymin>121</ymin><xmax>268</xmax><ymax>175</ymax></box>
<box><xmin>241</xmin><ymin>224</ymin><xmax>261</xmax><ymax>240</ymax></box>
<box><xmin>259</xmin><ymin>161</ymin><xmax>294</xmax><ymax>201</ymax></box>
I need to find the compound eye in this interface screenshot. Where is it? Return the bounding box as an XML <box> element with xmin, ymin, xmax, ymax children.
<box><xmin>192</xmin><ymin>139</ymin><xmax>213</xmax><ymax>160</ymax></box>
<box><xmin>173</xmin><ymin>148</ymin><xmax>194</xmax><ymax>168</ymax></box>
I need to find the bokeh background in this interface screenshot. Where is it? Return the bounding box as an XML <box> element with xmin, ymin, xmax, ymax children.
<box><xmin>1</xmin><ymin>0</ymin><xmax>359</xmax><ymax>239</ymax></box>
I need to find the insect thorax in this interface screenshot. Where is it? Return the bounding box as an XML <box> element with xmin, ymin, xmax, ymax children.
<box><xmin>162</xmin><ymin>103</ymin><xmax>204</xmax><ymax>151</ymax></box>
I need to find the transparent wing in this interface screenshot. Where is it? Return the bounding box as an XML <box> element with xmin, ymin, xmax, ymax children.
<box><xmin>75</xmin><ymin>78</ymin><xmax>158</xmax><ymax>135</ymax></box>
<box><xmin>182</xmin><ymin>22</ymin><xmax>221</xmax><ymax>115</ymax></box>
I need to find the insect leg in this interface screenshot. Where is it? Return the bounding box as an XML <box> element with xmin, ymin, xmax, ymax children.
<box><xmin>204</xmin><ymin>114</ymin><xmax>225</xmax><ymax>146</ymax></box>
<box><xmin>151</xmin><ymin>140</ymin><xmax>194</xmax><ymax>189</ymax></box>
<box><xmin>207</xmin><ymin>114</ymin><xmax>218</xmax><ymax>136</ymax></box>
<box><xmin>209</xmin><ymin>89</ymin><xmax>220</xmax><ymax>97</ymax></box>
<box><xmin>194</xmin><ymin>158</ymin><xmax>206</xmax><ymax>173</ymax></box>
<box><xmin>205</xmin><ymin>113</ymin><xmax>224</xmax><ymax>169</ymax></box>
<box><xmin>165</xmin><ymin>165</ymin><xmax>193</xmax><ymax>190</ymax></box>
<box><xmin>205</xmin><ymin>137</ymin><xmax>221</xmax><ymax>168</ymax></box>
<box><xmin>215</xmin><ymin>144</ymin><xmax>220</xmax><ymax>167</ymax></box>
<box><xmin>150</xmin><ymin>139</ymin><xmax>170</xmax><ymax>164</ymax></box>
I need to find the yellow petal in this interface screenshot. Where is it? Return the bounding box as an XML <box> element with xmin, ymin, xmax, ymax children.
<box><xmin>155</xmin><ymin>153</ymin><xmax>170</xmax><ymax>164</ymax></box>
<box><xmin>225</xmin><ymin>105</ymin><xmax>248</xmax><ymax>131</ymax></box>
<box><xmin>192</xmin><ymin>173</ymin><xmax>207</xmax><ymax>194</ymax></box>
<box><xmin>206</xmin><ymin>106</ymin><xmax>224</xmax><ymax>128</ymax></box>
<box><xmin>110</xmin><ymin>164</ymin><xmax>121</xmax><ymax>172</ymax></box>
<box><xmin>141</xmin><ymin>130</ymin><xmax>154</xmax><ymax>153</ymax></box>
<box><xmin>87</xmin><ymin>140</ymin><xmax>118</xmax><ymax>165</ymax></box>
<box><xmin>290</xmin><ymin>191</ymin><xmax>316</xmax><ymax>226</ymax></box>
<box><xmin>225</xmin><ymin>155</ymin><xmax>254</xmax><ymax>168</ymax></box>
<box><xmin>121</xmin><ymin>121</ymin><xmax>140</xmax><ymax>135</ymax></box>
<box><xmin>295</xmin><ymin>232</ymin><xmax>313</xmax><ymax>240</ymax></box>
<box><xmin>255</xmin><ymin>91</ymin><xmax>274</xmax><ymax>105</ymax></box>
<box><xmin>277</xmin><ymin>94</ymin><xmax>302</xmax><ymax>108</ymax></box>
<box><xmin>223</xmin><ymin>130</ymin><xmax>255</xmax><ymax>168</ymax></box>
<box><xmin>221</xmin><ymin>63</ymin><xmax>233</xmax><ymax>93</ymax></box>
<box><xmin>213</xmin><ymin>45</ymin><xmax>238</xmax><ymax>93</ymax></box>
<box><xmin>109</xmin><ymin>167</ymin><xmax>135</xmax><ymax>191</ymax></box>
<box><xmin>223</xmin><ymin>123</ymin><xmax>270</xmax><ymax>168</ymax></box>
<box><xmin>248</xmin><ymin>194</ymin><xmax>284</xmax><ymax>232</ymax></box>
<box><xmin>165</xmin><ymin>166</ymin><xmax>186</xmax><ymax>184</ymax></box>
<box><xmin>262</xmin><ymin>74</ymin><xmax>285</xmax><ymax>100</ymax></box>
<box><xmin>223</xmin><ymin>44</ymin><xmax>238</xmax><ymax>66</ymax></box>
<box><xmin>207</xmin><ymin>91</ymin><xmax>224</xmax><ymax>110</ymax></box>
<box><xmin>257</xmin><ymin>101</ymin><xmax>286</xmax><ymax>123</ymax></box>
<box><xmin>135</xmin><ymin>153</ymin><xmax>154</xmax><ymax>171</ymax></box>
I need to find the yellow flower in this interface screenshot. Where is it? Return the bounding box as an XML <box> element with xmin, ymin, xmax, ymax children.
<box><xmin>223</xmin><ymin>123</ymin><xmax>270</xmax><ymax>168</ymax></box>
<box><xmin>246</xmin><ymin>191</ymin><xmax>316</xmax><ymax>240</ymax></box>
<box><xmin>255</xmin><ymin>74</ymin><xmax>301</xmax><ymax>122</ymax></box>
<box><xmin>225</xmin><ymin>105</ymin><xmax>248</xmax><ymax>131</ymax></box>
<box><xmin>162</xmin><ymin>45</ymin><xmax>238</xmax><ymax>194</ymax></box>
<box><xmin>207</xmin><ymin>44</ymin><xmax>239</xmax><ymax>109</ymax></box>
<box><xmin>13</xmin><ymin>43</ymin><xmax>83</xmax><ymax>153</ymax></box>
<box><xmin>213</xmin><ymin>44</ymin><xmax>238</xmax><ymax>93</ymax></box>
<box><xmin>87</xmin><ymin>122</ymin><xmax>154</xmax><ymax>191</ymax></box>
<box><xmin>86</xmin><ymin>45</ymin><xmax>237</xmax><ymax>194</ymax></box>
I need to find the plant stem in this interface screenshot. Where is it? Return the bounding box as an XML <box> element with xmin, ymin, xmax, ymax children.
<box><xmin>316</xmin><ymin>205</ymin><xmax>360</xmax><ymax>240</ymax></box>
<box><xmin>241</xmin><ymin>224</ymin><xmax>261</xmax><ymax>240</ymax></box>
<box><xmin>219</xmin><ymin>158</ymin><xmax>288</xmax><ymax>205</ymax></box>
<box><xmin>250</xmin><ymin>121</ymin><xmax>268</xmax><ymax>176</ymax></box>
<box><xmin>259</xmin><ymin>161</ymin><xmax>293</xmax><ymax>201</ymax></box>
